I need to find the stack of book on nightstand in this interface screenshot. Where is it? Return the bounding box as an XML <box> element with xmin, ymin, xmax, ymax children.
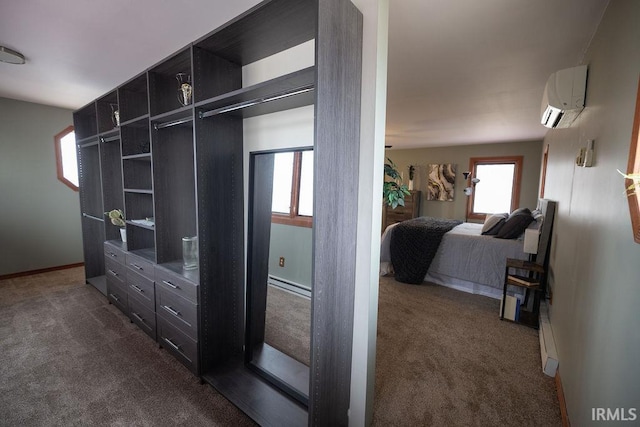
<box><xmin>500</xmin><ymin>295</ymin><xmax>521</xmax><ymax>321</ymax></box>
<box><xmin>507</xmin><ymin>275</ymin><xmax>540</xmax><ymax>287</ymax></box>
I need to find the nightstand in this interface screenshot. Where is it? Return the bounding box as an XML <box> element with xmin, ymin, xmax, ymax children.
<box><xmin>500</xmin><ymin>258</ymin><xmax>545</xmax><ymax>328</ymax></box>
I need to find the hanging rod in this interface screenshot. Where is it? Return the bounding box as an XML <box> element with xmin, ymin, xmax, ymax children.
<box><xmin>199</xmin><ymin>85</ymin><xmax>315</xmax><ymax>119</ymax></box>
<box><xmin>82</xmin><ymin>213</ymin><xmax>104</xmax><ymax>221</ymax></box>
<box><xmin>153</xmin><ymin>116</ymin><xmax>193</xmax><ymax>130</ymax></box>
<box><xmin>100</xmin><ymin>135</ymin><xmax>120</xmax><ymax>143</ymax></box>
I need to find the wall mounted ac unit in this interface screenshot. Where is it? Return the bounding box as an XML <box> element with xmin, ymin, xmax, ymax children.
<box><xmin>540</xmin><ymin>65</ymin><xmax>588</xmax><ymax>128</ymax></box>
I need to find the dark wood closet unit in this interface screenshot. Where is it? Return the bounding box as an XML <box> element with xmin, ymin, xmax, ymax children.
<box><xmin>73</xmin><ymin>0</ymin><xmax>363</xmax><ymax>425</ymax></box>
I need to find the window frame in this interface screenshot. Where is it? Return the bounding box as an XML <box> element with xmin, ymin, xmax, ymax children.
<box><xmin>54</xmin><ymin>125</ymin><xmax>79</xmax><ymax>192</ymax></box>
<box><xmin>540</xmin><ymin>144</ymin><xmax>549</xmax><ymax>198</ymax></box>
<box><xmin>466</xmin><ymin>155</ymin><xmax>523</xmax><ymax>221</ymax></box>
<box><xmin>271</xmin><ymin>150</ymin><xmax>313</xmax><ymax>228</ymax></box>
<box><xmin>625</xmin><ymin>77</ymin><xmax>640</xmax><ymax>244</ymax></box>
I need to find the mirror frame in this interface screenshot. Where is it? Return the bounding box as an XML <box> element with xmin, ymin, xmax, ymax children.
<box><xmin>245</xmin><ymin>147</ymin><xmax>313</xmax><ymax>406</ymax></box>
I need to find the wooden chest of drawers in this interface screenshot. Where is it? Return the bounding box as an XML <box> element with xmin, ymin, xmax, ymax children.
<box><xmin>104</xmin><ymin>242</ymin><xmax>128</xmax><ymax>316</ymax></box>
<box><xmin>103</xmin><ymin>241</ymin><xmax>200</xmax><ymax>376</ymax></box>
<box><xmin>382</xmin><ymin>190</ymin><xmax>421</xmax><ymax>231</ymax></box>
<box><xmin>127</xmin><ymin>261</ymin><xmax>156</xmax><ymax>341</ymax></box>
<box><xmin>155</xmin><ymin>263</ymin><xmax>199</xmax><ymax>375</ymax></box>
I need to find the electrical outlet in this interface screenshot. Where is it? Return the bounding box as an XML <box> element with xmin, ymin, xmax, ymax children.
<box><xmin>279</xmin><ymin>257</ymin><xmax>285</xmax><ymax>267</ymax></box>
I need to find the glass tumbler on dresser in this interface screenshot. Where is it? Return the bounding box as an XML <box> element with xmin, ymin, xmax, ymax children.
<box><xmin>182</xmin><ymin>236</ymin><xmax>198</xmax><ymax>270</ymax></box>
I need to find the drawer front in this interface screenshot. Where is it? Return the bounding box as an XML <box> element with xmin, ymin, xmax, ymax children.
<box><xmin>107</xmin><ymin>277</ymin><xmax>128</xmax><ymax>315</ymax></box>
<box><xmin>154</xmin><ymin>267</ymin><xmax>198</xmax><ymax>304</ymax></box>
<box><xmin>126</xmin><ymin>269</ymin><xmax>155</xmax><ymax>310</ymax></box>
<box><xmin>125</xmin><ymin>253</ymin><xmax>155</xmax><ymax>281</ymax></box>
<box><xmin>105</xmin><ymin>258</ymin><xmax>127</xmax><ymax>283</ymax></box>
<box><xmin>157</xmin><ymin>316</ymin><xmax>198</xmax><ymax>374</ymax></box>
<box><xmin>128</xmin><ymin>295</ymin><xmax>156</xmax><ymax>341</ymax></box>
<box><xmin>156</xmin><ymin>287</ymin><xmax>197</xmax><ymax>339</ymax></box>
<box><xmin>104</xmin><ymin>242</ymin><xmax>126</xmax><ymax>265</ymax></box>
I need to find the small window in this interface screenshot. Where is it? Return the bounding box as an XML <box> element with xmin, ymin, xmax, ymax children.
<box><xmin>54</xmin><ymin>126</ymin><xmax>79</xmax><ymax>191</ymax></box>
<box><xmin>271</xmin><ymin>150</ymin><xmax>313</xmax><ymax>227</ymax></box>
<box><xmin>467</xmin><ymin>156</ymin><xmax>523</xmax><ymax>220</ymax></box>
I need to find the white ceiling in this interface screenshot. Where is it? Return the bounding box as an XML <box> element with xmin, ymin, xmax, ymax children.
<box><xmin>0</xmin><ymin>0</ymin><xmax>609</xmax><ymax>149</ymax></box>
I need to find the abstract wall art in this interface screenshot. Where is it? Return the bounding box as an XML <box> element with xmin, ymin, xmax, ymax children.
<box><xmin>427</xmin><ymin>164</ymin><xmax>456</xmax><ymax>201</ymax></box>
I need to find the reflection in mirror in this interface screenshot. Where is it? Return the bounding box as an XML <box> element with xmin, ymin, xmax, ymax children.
<box><xmin>247</xmin><ymin>148</ymin><xmax>312</xmax><ymax>405</ymax></box>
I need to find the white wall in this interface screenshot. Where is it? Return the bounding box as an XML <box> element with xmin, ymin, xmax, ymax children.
<box><xmin>349</xmin><ymin>0</ymin><xmax>388</xmax><ymax>425</ymax></box>
<box><xmin>0</xmin><ymin>97</ymin><xmax>83</xmax><ymax>275</ymax></box>
<box><xmin>543</xmin><ymin>1</ymin><xmax>640</xmax><ymax>425</ymax></box>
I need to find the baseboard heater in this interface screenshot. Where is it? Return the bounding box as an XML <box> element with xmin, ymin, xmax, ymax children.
<box><xmin>539</xmin><ymin>301</ymin><xmax>558</xmax><ymax>377</ymax></box>
<box><xmin>267</xmin><ymin>275</ymin><xmax>311</xmax><ymax>299</ymax></box>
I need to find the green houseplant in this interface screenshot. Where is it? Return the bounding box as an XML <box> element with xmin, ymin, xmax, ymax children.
<box><xmin>383</xmin><ymin>158</ymin><xmax>410</xmax><ymax>209</ymax></box>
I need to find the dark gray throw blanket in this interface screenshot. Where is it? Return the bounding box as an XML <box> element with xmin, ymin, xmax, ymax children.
<box><xmin>390</xmin><ymin>217</ymin><xmax>462</xmax><ymax>284</ymax></box>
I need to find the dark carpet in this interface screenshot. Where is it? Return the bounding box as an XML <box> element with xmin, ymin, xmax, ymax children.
<box><xmin>0</xmin><ymin>267</ymin><xmax>254</xmax><ymax>426</ymax></box>
<box><xmin>1</xmin><ymin>268</ymin><xmax>561</xmax><ymax>426</ymax></box>
<box><xmin>265</xmin><ymin>285</ymin><xmax>311</xmax><ymax>366</ymax></box>
<box><xmin>373</xmin><ymin>275</ymin><xmax>562</xmax><ymax>426</ymax></box>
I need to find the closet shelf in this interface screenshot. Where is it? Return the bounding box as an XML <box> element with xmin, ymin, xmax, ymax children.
<box><xmin>196</xmin><ymin>67</ymin><xmax>315</xmax><ymax>119</ymax></box>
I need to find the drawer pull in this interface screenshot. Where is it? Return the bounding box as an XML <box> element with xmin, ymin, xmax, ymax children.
<box><xmin>162</xmin><ymin>305</ymin><xmax>180</xmax><ymax>317</ymax></box>
<box><xmin>131</xmin><ymin>263</ymin><xmax>143</xmax><ymax>271</ymax></box>
<box><xmin>107</xmin><ymin>269</ymin><xmax>119</xmax><ymax>277</ymax></box>
<box><xmin>162</xmin><ymin>280</ymin><xmax>179</xmax><ymax>289</ymax></box>
<box><xmin>108</xmin><ymin>252</ymin><xmax>117</xmax><ymax>258</ymax></box>
<box><xmin>131</xmin><ymin>312</ymin><xmax>145</xmax><ymax>323</ymax></box>
<box><xmin>109</xmin><ymin>293</ymin><xmax>121</xmax><ymax>303</ymax></box>
<box><xmin>131</xmin><ymin>284</ymin><xmax>144</xmax><ymax>294</ymax></box>
<box><xmin>163</xmin><ymin>337</ymin><xmax>181</xmax><ymax>352</ymax></box>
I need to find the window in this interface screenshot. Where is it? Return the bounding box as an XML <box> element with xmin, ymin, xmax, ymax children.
<box><xmin>271</xmin><ymin>150</ymin><xmax>313</xmax><ymax>227</ymax></box>
<box><xmin>54</xmin><ymin>126</ymin><xmax>79</xmax><ymax>191</ymax></box>
<box><xmin>467</xmin><ymin>156</ymin><xmax>523</xmax><ymax>220</ymax></box>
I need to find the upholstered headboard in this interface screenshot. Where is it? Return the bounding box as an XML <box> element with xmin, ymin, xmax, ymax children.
<box><xmin>536</xmin><ymin>199</ymin><xmax>557</xmax><ymax>268</ymax></box>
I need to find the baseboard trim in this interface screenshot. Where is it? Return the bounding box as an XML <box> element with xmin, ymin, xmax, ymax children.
<box><xmin>539</xmin><ymin>301</ymin><xmax>558</xmax><ymax>376</ymax></box>
<box><xmin>0</xmin><ymin>262</ymin><xmax>84</xmax><ymax>280</ymax></box>
<box><xmin>556</xmin><ymin>370</ymin><xmax>571</xmax><ymax>427</ymax></box>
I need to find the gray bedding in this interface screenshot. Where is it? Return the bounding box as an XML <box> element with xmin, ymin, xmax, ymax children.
<box><xmin>380</xmin><ymin>222</ymin><xmax>528</xmax><ymax>298</ymax></box>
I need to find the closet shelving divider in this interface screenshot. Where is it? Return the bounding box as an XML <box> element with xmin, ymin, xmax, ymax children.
<box><xmin>74</xmin><ymin>0</ymin><xmax>362</xmax><ymax>423</ymax></box>
<box><xmin>74</xmin><ymin>99</ymin><xmax>107</xmax><ymax>293</ymax></box>
<box><xmin>100</xmin><ymin>128</ymin><xmax>124</xmax><ymax>242</ymax></box>
<box><xmin>118</xmin><ymin>73</ymin><xmax>148</xmax><ymax>124</ymax></box>
<box><xmin>188</xmin><ymin>0</ymin><xmax>320</xmax><ymax>424</ymax></box>
<box><xmin>95</xmin><ymin>90</ymin><xmax>124</xmax><ymax>244</ymax></box>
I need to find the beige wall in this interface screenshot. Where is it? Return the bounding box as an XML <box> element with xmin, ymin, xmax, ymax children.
<box><xmin>385</xmin><ymin>140</ymin><xmax>543</xmax><ymax>221</ymax></box>
<box><xmin>542</xmin><ymin>1</ymin><xmax>640</xmax><ymax>425</ymax></box>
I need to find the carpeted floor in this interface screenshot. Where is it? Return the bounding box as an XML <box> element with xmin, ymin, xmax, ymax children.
<box><xmin>265</xmin><ymin>285</ymin><xmax>311</xmax><ymax>366</ymax></box>
<box><xmin>373</xmin><ymin>275</ymin><xmax>561</xmax><ymax>426</ymax></box>
<box><xmin>0</xmin><ymin>267</ymin><xmax>254</xmax><ymax>426</ymax></box>
<box><xmin>1</xmin><ymin>267</ymin><xmax>561</xmax><ymax>426</ymax></box>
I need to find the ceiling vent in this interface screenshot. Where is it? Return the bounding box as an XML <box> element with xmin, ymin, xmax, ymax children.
<box><xmin>541</xmin><ymin>65</ymin><xmax>587</xmax><ymax>129</ymax></box>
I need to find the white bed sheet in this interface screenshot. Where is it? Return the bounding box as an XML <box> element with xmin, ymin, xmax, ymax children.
<box><xmin>380</xmin><ymin>222</ymin><xmax>528</xmax><ymax>299</ymax></box>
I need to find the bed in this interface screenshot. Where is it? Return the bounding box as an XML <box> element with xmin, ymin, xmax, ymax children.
<box><xmin>380</xmin><ymin>200</ymin><xmax>557</xmax><ymax>300</ymax></box>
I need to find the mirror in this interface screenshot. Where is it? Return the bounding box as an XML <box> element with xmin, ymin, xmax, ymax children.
<box><xmin>246</xmin><ymin>148</ymin><xmax>313</xmax><ymax>405</ymax></box>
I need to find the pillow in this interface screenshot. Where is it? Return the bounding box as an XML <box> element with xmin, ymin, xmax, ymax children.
<box><xmin>481</xmin><ymin>213</ymin><xmax>508</xmax><ymax>235</ymax></box>
<box><xmin>495</xmin><ymin>208</ymin><xmax>534</xmax><ymax>239</ymax></box>
<box><xmin>527</xmin><ymin>209</ymin><xmax>544</xmax><ymax>231</ymax></box>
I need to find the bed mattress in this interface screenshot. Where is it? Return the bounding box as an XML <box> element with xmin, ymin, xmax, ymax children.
<box><xmin>380</xmin><ymin>222</ymin><xmax>528</xmax><ymax>299</ymax></box>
